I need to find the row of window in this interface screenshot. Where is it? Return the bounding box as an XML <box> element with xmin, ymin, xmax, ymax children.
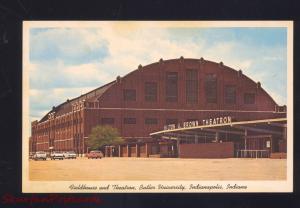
<box><xmin>123</xmin><ymin>71</ymin><xmax>256</xmax><ymax>104</ymax></box>
<box><xmin>101</xmin><ymin>117</ymin><xmax>182</xmax><ymax>125</ymax></box>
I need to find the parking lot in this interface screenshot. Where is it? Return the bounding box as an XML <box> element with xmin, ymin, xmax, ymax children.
<box><xmin>29</xmin><ymin>157</ymin><xmax>287</xmax><ymax>181</ymax></box>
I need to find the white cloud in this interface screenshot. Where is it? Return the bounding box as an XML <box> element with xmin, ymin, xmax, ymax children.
<box><xmin>63</xmin><ymin>63</ymin><xmax>113</xmax><ymax>83</ymax></box>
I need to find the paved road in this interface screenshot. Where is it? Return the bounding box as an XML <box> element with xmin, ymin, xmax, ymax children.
<box><xmin>29</xmin><ymin>157</ymin><xmax>286</xmax><ymax>181</ymax></box>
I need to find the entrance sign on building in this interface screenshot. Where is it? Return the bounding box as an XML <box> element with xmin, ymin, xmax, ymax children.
<box><xmin>164</xmin><ymin>116</ymin><xmax>232</xmax><ymax>130</ymax></box>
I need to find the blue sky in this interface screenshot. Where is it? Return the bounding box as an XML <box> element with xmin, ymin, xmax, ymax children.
<box><xmin>28</xmin><ymin>24</ymin><xmax>287</xmax><ymax>122</ymax></box>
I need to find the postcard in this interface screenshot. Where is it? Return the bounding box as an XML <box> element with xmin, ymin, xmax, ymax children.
<box><xmin>22</xmin><ymin>21</ymin><xmax>293</xmax><ymax>193</ymax></box>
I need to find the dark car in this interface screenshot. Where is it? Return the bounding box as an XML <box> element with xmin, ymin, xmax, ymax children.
<box><xmin>86</xmin><ymin>150</ymin><xmax>103</xmax><ymax>159</ymax></box>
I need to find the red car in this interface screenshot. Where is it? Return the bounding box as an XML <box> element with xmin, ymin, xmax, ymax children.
<box><xmin>86</xmin><ymin>150</ymin><xmax>103</xmax><ymax>159</ymax></box>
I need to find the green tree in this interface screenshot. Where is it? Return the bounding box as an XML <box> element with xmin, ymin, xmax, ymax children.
<box><xmin>87</xmin><ymin>125</ymin><xmax>124</xmax><ymax>150</ymax></box>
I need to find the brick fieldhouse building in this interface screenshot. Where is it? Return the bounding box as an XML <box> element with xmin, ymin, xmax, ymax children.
<box><xmin>30</xmin><ymin>57</ymin><xmax>287</xmax><ymax>158</ymax></box>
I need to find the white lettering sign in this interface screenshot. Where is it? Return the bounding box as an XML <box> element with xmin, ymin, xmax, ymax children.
<box><xmin>163</xmin><ymin>116</ymin><xmax>233</xmax><ymax>130</ymax></box>
<box><xmin>202</xmin><ymin>116</ymin><xmax>232</xmax><ymax>126</ymax></box>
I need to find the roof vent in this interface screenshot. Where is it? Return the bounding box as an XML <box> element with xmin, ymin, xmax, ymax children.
<box><xmin>238</xmin><ymin>69</ymin><xmax>243</xmax><ymax>77</ymax></box>
<box><xmin>219</xmin><ymin>61</ymin><xmax>224</xmax><ymax>67</ymax></box>
<box><xmin>66</xmin><ymin>99</ymin><xmax>70</xmax><ymax>102</ymax></box>
<box><xmin>179</xmin><ymin>56</ymin><xmax>184</xmax><ymax>63</ymax></box>
<box><xmin>138</xmin><ymin>64</ymin><xmax>143</xmax><ymax>70</ymax></box>
<box><xmin>52</xmin><ymin>106</ymin><xmax>55</xmax><ymax>110</ymax></box>
<box><xmin>159</xmin><ymin>58</ymin><xmax>164</xmax><ymax>64</ymax></box>
<box><xmin>257</xmin><ymin>82</ymin><xmax>261</xmax><ymax>88</ymax></box>
<box><xmin>116</xmin><ymin>76</ymin><xmax>121</xmax><ymax>83</ymax></box>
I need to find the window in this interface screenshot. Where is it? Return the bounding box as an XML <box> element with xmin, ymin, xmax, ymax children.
<box><xmin>244</xmin><ymin>93</ymin><xmax>255</xmax><ymax>104</ymax></box>
<box><xmin>205</xmin><ymin>74</ymin><xmax>217</xmax><ymax>103</ymax></box>
<box><xmin>145</xmin><ymin>118</ymin><xmax>158</xmax><ymax>125</ymax></box>
<box><xmin>145</xmin><ymin>82</ymin><xmax>157</xmax><ymax>102</ymax></box>
<box><xmin>166</xmin><ymin>72</ymin><xmax>178</xmax><ymax>102</ymax></box>
<box><xmin>124</xmin><ymin>118</ymin><xmax>136</xmax><ymax>124</ymax></box>
<box><xmin>186</xmin><ymin>69</ymin><xmax>198</xmax><ymax>103</ymax></box>
<box><xmin>166</xmin><ymin>119</ymin><xmax>178</xmax><ymax>125</ymax></box>
<box><xmin>101</xmin><ymin>118</ymin><xmax>115</xmax><ymax>125</ymax></box>
<box><xmin>225</xmin><ymin>85</ymin><xmax>236</xmax><ymax>104</ymax></box>
<box><xmin>124</xmin><ymin>89</ymin><xmax>136</xmax><ymax>101</ymax></box>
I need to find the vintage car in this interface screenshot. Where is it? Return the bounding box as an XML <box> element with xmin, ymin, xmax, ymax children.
<box><xmin>33</xmin><ymin>151</ymin><xmax>47</xmax><ymax>161</ymax></box>
<box><xmin>63</xmin><ymin>151</ymin><xmax>77</xmax><ymax>159</ymax></box>
<box><xmin>50</xmin><ymin>151</ymin><xmax>64</xmax><ymax>160</ymax></box>
<box><xmin>86</xmin><ymin>150</ymin><xmax>103</xmax><ymax>159</ymax></box>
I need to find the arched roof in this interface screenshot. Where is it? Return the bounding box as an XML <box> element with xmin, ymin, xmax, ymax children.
<box><xmin>37</xmin><ymin>57</ymin><xmax>278</xmax><ymax>123</ymax></box>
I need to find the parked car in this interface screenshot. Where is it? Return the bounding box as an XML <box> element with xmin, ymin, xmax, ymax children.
<box><xmin>86</xmin><ymin>150</ymin><xmax>103</xmax><ymax>159</ymax></box>
<box><xmin>33</xmin><ymin>151</ymin><xmax>47</xmax><ymax>161</ymax></box>
<box><xmin>50</xmin><ymin>151</ymin><xmax>64</xmax><ymax>160</ymax></box>
<box><xmin>63</xmin><ymin>151</ymin><xmax>77</xmax><ymax>159</ymax></box>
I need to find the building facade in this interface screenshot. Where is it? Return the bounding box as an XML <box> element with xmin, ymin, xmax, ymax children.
<box><xmin>29</xmin><ymin>57</ymin><xmax>286</xmax><ymax>157</ymax></box>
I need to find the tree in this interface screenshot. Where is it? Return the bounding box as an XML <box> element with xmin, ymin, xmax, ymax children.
<box><xmin>86</xmin><ymin>125</ymin><xmax>124</xmax><ymax>150</ymax></box>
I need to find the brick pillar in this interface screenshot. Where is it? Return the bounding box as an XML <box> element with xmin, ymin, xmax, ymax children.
<box><xmin>146</xmin><ymin>143</ymin><xmax>151</xmax><ymax>157</ymax></box>
<box><xmin>119</xmin><ymin>145</ymin><xmax>122</xmax><ymax>157</ymax></box>
<box><xmin>136</xmin><ymin>143</ymin><xmax>140</xmax><ymax>157</ymax></box>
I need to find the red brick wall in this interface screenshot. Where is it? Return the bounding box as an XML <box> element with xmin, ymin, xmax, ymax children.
<box><xmin>121</xmin><ymin>146</ymin><xmax>127</xmax><ymax>157</ymax></box>
<box><xmin>130</xmin><ymin>146</ymin><xmax>137</xmax><ymax>157</ymax></box>
<box><xmin>179</xmin><ymin>142</ymin><xmax>234</xmax><ymax>158</ymax></box>
<box><xmin>100</xmin><ymin>59</ymin><xmax>279</xmax><ymax>111</ymax></box>
<box><xmin>139</xmin><ymin>144</ymin><xmax>147</xmax><ymax>157</ymax></box>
